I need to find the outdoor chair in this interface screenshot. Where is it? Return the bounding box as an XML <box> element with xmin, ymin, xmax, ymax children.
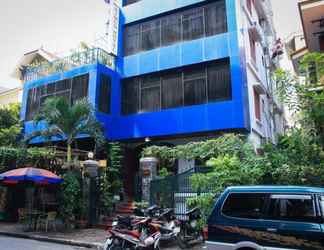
<box><xmin>18</xmin><ymin>208</ymin><xmax>28</xmax><ymax>223</ymax></box>
<box><xmin>36</xmin><ymin>211</ymin><xmax>57</xmax><ymax>232</ymax></box>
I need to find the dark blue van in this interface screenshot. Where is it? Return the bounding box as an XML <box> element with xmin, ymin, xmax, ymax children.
<box><xmin>207</xmin><ymin>186</ymin><xmax>324</xmax><ymax>250</ymax></box>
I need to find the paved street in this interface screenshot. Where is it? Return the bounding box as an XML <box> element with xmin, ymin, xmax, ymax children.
<box><xmin>0</xmin><ymin>235</ymin><xmax>205</xmax><ymax>250</ymax></box>
<box><xmin>0</xmin><ymin>236</ymin><xmax>86</xmax><ymax>250</ymax></box>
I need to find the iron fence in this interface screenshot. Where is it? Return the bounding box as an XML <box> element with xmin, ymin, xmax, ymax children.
<box><xmin>150</xmin><ymin>167</ymin><xmax>213</xmax><ymax>216</ymax></box>
<box><xmin>24</xmin><ymin>48</ymin><xmax>115</xmax><ymax>82</ymax></box>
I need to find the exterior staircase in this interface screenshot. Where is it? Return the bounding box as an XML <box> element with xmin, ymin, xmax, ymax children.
<box><xmin>97</xmin><ymin>199</ymin><xmax>136</xmax><ymax>230</ymax></box>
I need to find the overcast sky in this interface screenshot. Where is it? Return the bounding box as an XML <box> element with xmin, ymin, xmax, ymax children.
<box><xmin>0</xmin><ymin>0</ymin><xmax>302</xmax><ymax>89</ymax></box>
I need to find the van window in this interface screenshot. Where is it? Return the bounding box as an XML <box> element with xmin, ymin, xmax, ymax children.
<box><xmin>222</xmin><ymin>193</ymin><xmax>266</xmax><ymax>219</ymax></box>
<box><xmin>267</xmin><ymin>194</ymin><xmax>316</xmax><ymax>223</ymax></box>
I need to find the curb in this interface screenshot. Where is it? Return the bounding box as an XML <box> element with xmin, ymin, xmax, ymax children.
<box><xmin>0</xmin><ymin>231</ymin><xmax>104</xmax><ymax>249</ymax></box>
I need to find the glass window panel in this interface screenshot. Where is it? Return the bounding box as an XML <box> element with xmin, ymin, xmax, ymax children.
<box><xmin>98</xmin><ymin>74</ymin><xmax>111</xmax><ymax>114</ymax></box>
<box><xmin>161</xmin><ymin>14</ymin><xmax>181</xmax><ymax>46</ymax></box>
<box><xmin>182</xmin><ymin>8</ymin><xmax>204</xmax><ymax>41</ymax></box>
<box><xmin>162</xmin><ymin>72</ymin><xmax>183</xmax><ymax>109</ymax></box>
<box><xmin>184</xmin><ymin>78</ymin><xmax>206</xmax><ymax>106</ymax></box>
<box><xmin>47</xmin><ymin>83</ymin><xmax>55</xmax><ymax>95</ymax></box>
<box><xmin>141</xmin><ymin>20</ymin><xmax>161</xmax><ymax>51</ymax></box>
<box><xmin>140</xmin><ymin>86</ymin><xmax>160</xmax><ymax>113</ymax></box>
<box><xmin>71</xmin><ymin>74</ymin><xmax>89</xmax><ymax>104</ymax></box>
<box><xmin>141</xmin><ymin>75</ymin><xmax>161</xmax><ymax>88</ymax></box>
<box><xmin>207</xmin><ymin>62</ymin><xmax>231</xmax><ymax>102</ymax></box>
<box><xmin>122</xmin><ymin>78</ymin><xmax>139</xmax><ymax>115</ymax></box>
<box><xmin>267</xmin><ymin>195</ymin><xmax>317</xmax><ymax>223</ymax></box>
<box><xmin>55</xmin><ymin>79</ymin><xmax>71</xmax><ymax>92</ymax></box>
<box><xmin>205</xmin><ymin>1</ymin><xmax>227</xmax><ymax>36</ymax></box>
<box><xmin>124</xmin><ymin>25</ymin><xmax>141</xmax><ymax>56</ymax></box>
<box><xmin>222</xmin><ymin>193</ymin><xmax>267</xmax><ymax>219</ymax></box>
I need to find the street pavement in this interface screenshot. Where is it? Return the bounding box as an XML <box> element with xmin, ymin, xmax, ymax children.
<box><xmin>0</xmin><ymin>236</ymin><xmax>86</xmax><ymax>250</ymax></box>
<box><xmin>0</xmin><ymin>235</ymin><xmax>206</xmax><ymax>250</ymax></box>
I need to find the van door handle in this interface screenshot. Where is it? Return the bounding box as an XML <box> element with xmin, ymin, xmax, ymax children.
<box><xmin>266</xmin><ymin>228</ymin><xmax>277</xmax><ymax>232</ymax></box>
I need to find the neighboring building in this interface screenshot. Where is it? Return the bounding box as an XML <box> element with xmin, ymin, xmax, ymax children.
<box><xmin>18</xmin><ymin>0</ymin><xmax>285</xmax><ymax>197</ymax></box>
<box><xmin>285</xmin><ymin>32</ymin><xmax>308</xmax><ymax>73</ymax></box>
<box><xmin>0</xmin><ymin>87</ymin><xmax>22</xmax><ymax>106</ymax></box>
<box><xmin>286</xmin><ymin>0</ymin><xmax>324</xmax><ymax>73</ymax></box>
<box><xmin>299</xmin><ymin>0</ymin><xmax>324</xmax><ymax>53</ymax></box>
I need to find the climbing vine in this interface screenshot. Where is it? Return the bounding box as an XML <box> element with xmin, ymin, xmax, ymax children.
<box><xmin>100</xmin><ymin>142</ymin><xmax>124</xmax><ymax>215</ymax></box>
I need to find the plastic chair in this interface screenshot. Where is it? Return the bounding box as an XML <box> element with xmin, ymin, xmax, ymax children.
<box><xmin>18</xmin><ymin>208</ymin><xmax>28</xmax><ymax>223</ymax></box>
<box><xmin>37</xmin><ymin>211</ymin><xmax>57</xmax><ymax>232</ymax></box>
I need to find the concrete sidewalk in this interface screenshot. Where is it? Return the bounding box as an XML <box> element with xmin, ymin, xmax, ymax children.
<box><xmin>0</xmin><ymin>223</ymin><xmax>106</xmax><ymax>249</ymax></box>
<box><xmin>0</xmin><ymin>223</ymin><xmax>204</xmax><ymax>249</ymax></box>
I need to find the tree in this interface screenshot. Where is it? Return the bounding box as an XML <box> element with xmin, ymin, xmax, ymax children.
<box><xmin>0</xmin><ymin>103</ymin><xmax>21</xmax><ymax>147</ymax></box>
<box><xmin>275</xmin><ymin>52</ymin><xmax>324</xmax><ymax>145</ymax></box>
<box><xmin>26</xmin><ymin>97</ymin><xmax>104</xmax><ymax>163</ymax></box>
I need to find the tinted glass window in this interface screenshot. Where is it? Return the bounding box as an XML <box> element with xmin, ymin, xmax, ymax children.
<box><xmin>207</xmin><ymin>63</ymin><xmax>231</xmax><ymax>102</ymax></box>
<box><xmin>98</xmin><ymin>74</ymin><xmax>111</xmax><ymax>114</ymax></box>
<box><xmin>121</xmin><ymin>59</ymin><xmax>231</xmax><ymax>115</ymax></box>
<box><xmin>123</xmin><ymin>0</ymin><xmax>227</xmax><ymax>56</ymax></box>
<box><xmin>71</xmin><ymin>74</ymin><xmax>89</xmax><ymax>105</ymax></box>
<box><xmin>161</xmin><ymin>15</ymin><xmax>181</xmax><ymax>46</ymax></box>
<box><xmin>162</xmin><ymin>72</ymin><xmax>183</xmax><ymax>109</ymax></box>
<box><xmin>141</xmin><ymin>20</ymin><xmax>161</xmax><ymax>51</ymax></box>
<box><xmin>205</xmin><ymin>2</ymin><xmax>227</xmax><ymax>36</ymax></box>
<box><xmin>184</xmin><ymin>66</ymin><xmax>207</xmax><ymax>106</ymax></box>
<box><xmin>140</xmin><ymin>75</ymin><xmax>160</xmax><ymax>112</ymax></box>
<box><xmin>25</xmin><ymin>74</ymin><xmax>89</xmax><ymax>121</ymax></box>
<box><xmin>124</xmin><ymin>25</ymin><xmax>141</xmax><ymax>56</ymax></box>
<box><xmin>182</xmin><ymin>8</ymin><xmax>204</xmax><ymax>41</ymax></box>
<box><xmin>222</xmin><ymin>193</ymin><xmax>267</xmax><ymax>219</ymax></box>
<box><xmin>122</xmin><ymin>78</ymin><xmax>139</xmax><ymax>115</ymax></box>
<box><xmin>267</xmin><ymin>194</ymin><xmax>316</xmax><ymax>223</ymax></box>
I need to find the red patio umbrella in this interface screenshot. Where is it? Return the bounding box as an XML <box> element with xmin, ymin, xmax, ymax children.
<box><xmin>0</xmin><ymin>167</ymin><xmax>62</xmax><ymax>185</ymax></box>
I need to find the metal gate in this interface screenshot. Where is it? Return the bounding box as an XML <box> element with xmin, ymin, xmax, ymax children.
<box><xmin>150</xmin><ymin>167</ymin><xmax>210</xmax><ymax>215</ymax></box>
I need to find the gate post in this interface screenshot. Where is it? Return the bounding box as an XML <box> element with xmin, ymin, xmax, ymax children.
<box><xmin>139</xmin><ymin>157</ymin><xmax>158</xmax><ymax>203</ymax></box>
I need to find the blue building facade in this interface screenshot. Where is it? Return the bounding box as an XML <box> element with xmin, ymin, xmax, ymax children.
<box><xmin>21</xmin><ymin>0</ymin><xmax>251</xmax><ymax>143</ymax></box>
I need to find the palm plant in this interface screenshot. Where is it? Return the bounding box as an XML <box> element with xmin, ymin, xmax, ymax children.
<box><xmin>26</xmin><ymin>97</ymin><xmax>104</xmax><ymax>163</ymax></box>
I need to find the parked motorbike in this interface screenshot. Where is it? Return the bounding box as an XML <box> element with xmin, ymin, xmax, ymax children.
<box><xmin>150</xmin><ymin>208</ymin><xmax>181</xmax><ymax>242</ymax></box>
<box><xmin>176</xmin><ymin>207</ymin><xmax>204</xmax><ymax>249</ymax></box>
<box><xmin>112</xmin><ymin>207</ymin><xmax>181</xmax><ymax>243</ymax></box>
<box><xmin>104</xmin><ymin>218</ymin><xmax>161</xmax><ymax>250</ymax></box>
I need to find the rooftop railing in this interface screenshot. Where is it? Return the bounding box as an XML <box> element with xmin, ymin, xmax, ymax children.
<box><xmin>24</xmin><ymin>48</ymin><xmax>115</xmax><ymax>82</ymax></box>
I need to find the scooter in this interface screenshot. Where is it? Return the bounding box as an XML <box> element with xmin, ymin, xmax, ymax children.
<box><xmin>176</xmin><ymin>207</ymin><xmax>204</xmax><ymax>249</ymax></box>
<box><xmin>150</xmin><ymin>208</ymin><xmax>181</xmax><ymax>242</ymax></box>
<box><xmin>112</xmin><ymin>208</ymin><xmax>181</xmax><ymax>243</ymax></box>
<box><xmin>104</xmin><ymin>218</ymin><xmax>161</xmax><ymax>250</ymax></box>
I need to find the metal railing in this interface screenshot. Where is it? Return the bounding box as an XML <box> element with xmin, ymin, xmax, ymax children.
<box><xmin>24</xmin><ymin>48</ymin><xmax>115</xmax><ymax>82</ymax></box>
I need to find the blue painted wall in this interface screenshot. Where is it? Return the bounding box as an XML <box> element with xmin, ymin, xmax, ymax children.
<box><xmin>22</xmin><ymin>0</ymin><xmax>250</xmax><ymax>142</ymax></box>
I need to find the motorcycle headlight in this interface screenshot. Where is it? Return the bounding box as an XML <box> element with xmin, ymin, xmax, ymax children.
<box><xmin>190</xmin><ymin>220</ymin><xmax>197</xmax><ymax>228</ymax></box>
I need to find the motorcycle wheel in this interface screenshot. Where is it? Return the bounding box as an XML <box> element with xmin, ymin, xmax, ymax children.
<box><xmin>176</xmin><ymin>231</ymin><xmax>188</xmax><ymax>249</ymax></box>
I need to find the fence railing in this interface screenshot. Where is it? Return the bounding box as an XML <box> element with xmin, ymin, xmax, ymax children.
<box><xmin>150</xmin><ymin>167</ymin><xmax>213</xmax><ymax>216</ymax></box>
<box><xmin>24</xmin><ymin>48</ymin><xmax>115</xmax><ymax>82</ymax></box>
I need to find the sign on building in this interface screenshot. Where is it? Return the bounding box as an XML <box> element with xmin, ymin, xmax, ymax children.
<box><xmin>105</xmin><ymin>0</ymin><xmax>120</xmax><ymax>56</ymax></box>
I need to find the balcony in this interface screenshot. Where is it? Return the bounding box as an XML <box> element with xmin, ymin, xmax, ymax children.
<box><xmin>23</xmin><ymin>48</ymin><xmax>115</xmax><ymax>82</ymax></box>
